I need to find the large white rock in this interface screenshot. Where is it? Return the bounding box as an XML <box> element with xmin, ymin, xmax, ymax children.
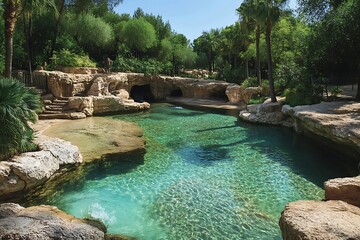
<box><xmin>0</xmin><ymin>137</ymin><xmax>82</xmax><ymax>200</ymax></box>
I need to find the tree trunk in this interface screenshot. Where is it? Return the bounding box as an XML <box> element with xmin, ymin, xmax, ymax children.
<box><xmin>255</xmin><ymin>24</ymin><xmax>261</xmax><ymax>85</ymax></box>
<box><xmin>50</xmin><ymin>0</ymin><xmax>65</xmax><ymax>59</ymax></box>
<box><xmin>4</xmin><ymin>4</ymin><xmax>18</xmax><ymax>78</ymax></box>
<box><xmin>24</xmin><ymin>17</ymin><xmax>33</xmax><ymax>83</ymax></box>
<box><xmin>245</xmin><ymin>59</ymin><xmax>249</xmax><ymax>79</ymax></box>
<box><xmin>266</xmin><ymin>24</ymin><xmax>277</xmax><ymax>103</ymax></box>
<box><xmin>356</xmin><ymin>76</ymin><xmax>360</xmax><ymax>101</ymax></box>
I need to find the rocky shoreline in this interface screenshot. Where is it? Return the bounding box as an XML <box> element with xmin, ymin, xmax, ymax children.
<box><xmin>239</xmin><ymin>100</ymin><xmax>360</xmax><ymax>160</ymax></box>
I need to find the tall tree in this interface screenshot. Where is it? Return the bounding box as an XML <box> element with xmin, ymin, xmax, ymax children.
<box><xmin>259</xmin><ymin>0</ymin><xmax>287</xmax><ymax>102</ymax></box>
<box><xmin>238</xmin><ymin>0</ymin><xmax>263</xmax><ymax>85</ymax></box>
<box><xmin>2</xmin><ymin>0</ymin><xmax>54</xmax><ymax>78</ymax></box>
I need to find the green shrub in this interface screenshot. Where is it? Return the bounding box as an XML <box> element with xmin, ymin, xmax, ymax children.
<box><xmin>284</xmin><ymin>82</ymin><xmax>324</xmax><ymax>107</ymax></box>
<box><xmin>330</xmin><ymin>86</ymin><xmax>343</xmax><ymax>96</ymax></box>
<box><xmin>112</xmin><ymin>56</ymin><xmax>172</xmax><ymax>76</ymax></box>
<box><xmin>248</xmin><ymin>97</ymin><xmax>266</xmax><ymax>104</ymax></box>
<box><xmin>0</xmin><ymin>78</ymin><xmax>42</xmax><ymax>160</ymax></box>
<box><xmin>51</xmin><ymin>49</ymin><xmax>96</xmax><ymax>68</ymax></box>
<box><xmin>241</xmin><ymin>77</ymin><xmax>259</xmax><ymax>88</ymax></box>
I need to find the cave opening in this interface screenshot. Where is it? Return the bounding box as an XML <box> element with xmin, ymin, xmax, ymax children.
<box><xmin>209</xmin><ymin>90</ymin><xmax>228</xmax><ymax>100</ymax></box>
<box><xmin>170</xmin><ymin>89</ymin><xmax>183</xmax><ymax>97</ymax></box>
<box><xmin>130</xmin><ymin>85</ymin><xmax>155</xmax><ymax>103</ymax></box>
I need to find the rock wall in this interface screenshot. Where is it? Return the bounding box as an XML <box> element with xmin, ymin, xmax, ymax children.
<box><xmin>33</xmin><ymin>71</ymin><xmax>231</xmax><ymax>100</ymax></box>
<box><xmin>0</xmin><ymin>137</ymin><xmax>82</xmax><ymax>201</ymax></box>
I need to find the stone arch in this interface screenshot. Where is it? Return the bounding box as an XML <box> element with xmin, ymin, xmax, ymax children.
<box><xmin>130</xmin><ymin>85</ymin><xmax>155</xmax><ymax>103</ymax></box>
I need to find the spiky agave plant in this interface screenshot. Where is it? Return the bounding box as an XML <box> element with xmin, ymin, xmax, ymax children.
<box><xmin>0</xmin><ymin>78</ymin><xmax>42</xmax><ymax>160</ymax></box>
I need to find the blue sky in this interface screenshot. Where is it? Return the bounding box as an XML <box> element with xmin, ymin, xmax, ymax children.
<box><xmin>114</xmin><ymin>0</ymin><xmax>298</xmax><ymax>42</ymax></box>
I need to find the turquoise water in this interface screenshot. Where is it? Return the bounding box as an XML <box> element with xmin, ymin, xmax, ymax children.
<box><xmin>31</xmin><ymin>103</ymin><xmax>350</xmax><ymax>239</ymax></box>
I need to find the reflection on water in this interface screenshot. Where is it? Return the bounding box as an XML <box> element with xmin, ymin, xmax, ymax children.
<box><xmin>28</xmin><ymin>103</ymin><xmax>352</xmax><ymax>240</ymax></box>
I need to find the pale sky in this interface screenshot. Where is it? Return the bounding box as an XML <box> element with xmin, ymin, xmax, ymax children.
<box><xmin>114</xmin><ymin>0</ymin><xmax>298</xmax><ymax>42</ymax></box>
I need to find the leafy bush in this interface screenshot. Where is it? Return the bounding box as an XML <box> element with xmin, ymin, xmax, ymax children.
<box><xmin>284</xmin><ymin>82</ymin><xmax>323</xmax><ymax>107</ymax></box>
<box><xmin>241</xmin><ymin>77</ymin><xmax>259</xmax><ymax>88</ymax></box>
<box><xmin>0</xmin><ymin>78</ymin><xmax>42</xmax><ymax>160</ymax></box>
<box><xmin>112</xmin><ymin>56</ymin><xmax>172</xmax><ymax>76</ymax></box>
<box><xmin>51</xmin><ymin>49</ymin><xmax>96</xmax><ymax>68</ymax></box>
<box><xmin>330</xmin><ymin>86</ymin><xmax>343</xmax><ymax>96</ymax></box>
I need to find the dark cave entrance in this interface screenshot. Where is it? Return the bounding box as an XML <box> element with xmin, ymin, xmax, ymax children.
<box><xmin>130</xmin><ymin>85</ymin><xmax>155</xmax><ymax>103</ymax></box>
<box><xmin>209</xmin><ymin>90</ymin><xmax>228</xmax><ymax>100</ymax></box>
<box><xmin>170</xmin><ymin>88</ymin><xmax>183</xmax><ymax>97</ymax></box>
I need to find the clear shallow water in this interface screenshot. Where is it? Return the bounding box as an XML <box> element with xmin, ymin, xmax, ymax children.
<box><xmin>29</xmin><ymin>103</ymin><xmax>351</xmax><ymax>239</ymax></box>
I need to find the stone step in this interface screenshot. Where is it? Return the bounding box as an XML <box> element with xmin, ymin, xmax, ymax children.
<box><xmin>39</xmin><ymin>113</ymin><xmax>71</xmax><ymax>120</ymax></box>
<box><xmin>49</xmin><ymin>102</ymin><xmax>68</xmax><ymax>106</ymax></box>
<box><xmin>42</xmin><ymin>110</ymin><xmax>64</xmax><ymax>114</ymax></box>
<box><xmin>53</xmin><ymin>99</ymin><xmax>69</xmax><ymax>104</ymax></box>
<box><xmin>45</xmin><ymin>106</ymin><xmax>64</xmax><ymax>111</ymax></box>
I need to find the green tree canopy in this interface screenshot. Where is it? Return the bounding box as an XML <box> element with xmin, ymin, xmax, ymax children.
<box><xmin>121</xmin><ymin>18</ymin><xmax>157</xmax><ymax>55</ymax></box>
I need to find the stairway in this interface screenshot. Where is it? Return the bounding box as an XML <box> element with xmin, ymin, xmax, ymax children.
<box><xmin>39</xmin><ymin>98</ymin><xmax>75</xmax><ymax>120</ymax></box>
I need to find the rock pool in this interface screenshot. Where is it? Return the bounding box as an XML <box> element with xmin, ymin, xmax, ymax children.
<box><xmin>28</xmin><ymin>103</ymin><xmax>351</xmax><ymax>239</ymax></box>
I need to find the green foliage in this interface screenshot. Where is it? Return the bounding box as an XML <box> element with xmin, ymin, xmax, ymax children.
<box><xmin>65</xmin><ymin>13</ymin><xmax>113</xmax><ymax>49</ymax></box>
<box><xmin>248</xmin><ymin>96</ymin><xmax>266</xmax><ymax>104</ymax></box>
<box><xmin>284</xmin><ymin>82</ymin><xmax>324</xmax><ymax>106</ymax></box>
<box><xmin>0</xmin><ymin>78</ymin><xmax>41</xmax><ymax>160</ymax></box>
<box><xmin>121</xmin><ymin>18</ymin><xmax>157</xmax><ymax>54</ymax></box>
<box><xmin>51</xmin><ymin>49</ymin><xmax>96</xmax><ymax>67</ymax></box>
<box><xmin>242</xmin><ymin>77</ymin><xmax>259</xmax><ymax>87</ymax></box>
<box><xmin>111</xmin><ymin>56</ymin><xmax>172</xmax><ymax>76</ymax></box>
<box><xmin>330</xmin><ymin>86</ymin><xmax>342</xmax><ymax>96</ymax></box>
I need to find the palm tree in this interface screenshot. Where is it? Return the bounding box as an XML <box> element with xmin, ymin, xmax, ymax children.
<box><xmin>258</xmin><ymin>0</ymin><xmax>287</xmax><ymax>103</ymax></box>
<box><xmin>238</xmin><ymin>0</ymin><xmax>262</xmax><ymax>85</ymax></box>
<box><xmin>238</xmin><ymin>0</ymin><xmax>287</xmax><ymax>102</ymax></box>
<box><xmin>2</xmin><ymin>0</ymin><xmax>55</xmax><ymax>78</ymax></box>
<box><xmin>0</xmin><ymin>78</ymin><xmax>41</xmax><ymax>160</ymax></box>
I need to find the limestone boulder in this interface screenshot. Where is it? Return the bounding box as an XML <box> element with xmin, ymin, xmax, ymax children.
<box><xmin>112</xmin><ymin>89</ymin><xmax>130</xmax><ymax>100</ymax></box>
<box><xmin>0</xmin><ymin>137</ymin><xmax>82</xmax><ymax>200</ymax></box>
<box><xmin>325</xmin><ymin>176</ymin><xmax>360</xmax><ymax>207</ymax></box>
<box><xmin>279</xmin><ymin>200</ymin><xmax>360</xmax><ymax>240</ymax></box>
<box><xmin>226</xmin><ymin>85</ymin><xmax>262</xmax><ymax>104</ymax></box>
<box><xmin>0</xmin><ymin>203</ymin><xmax>106</xmax><ymax>239</ymax></box>
<box><xmin>87</xmin><ymin>77</ymin><xmax>110</xmax><ymax>96</ymax></box>
<box><xmin>67</xmin><ymin>96</ymin><xmax>94</xmax><ymax>116</ymax></box>
<box><xmin>93</xmin><ymin>96</ymin><xmax>150</xmax><ymax>115</ymax></box>
<box><xmin>239</xmin><ymin>101</ymin><xmax>289</xmax><ymax>126</ymax></box>
<box><xmin>226</xmin><ymin>84</ymin><xmax>242</xmax><ymax>103</ymax></box>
